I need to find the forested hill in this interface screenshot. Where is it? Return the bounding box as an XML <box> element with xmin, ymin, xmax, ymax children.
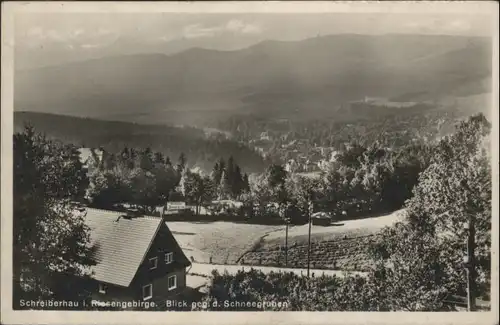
<box><xmin>15</xmin><ymin>34</ymin><xmax>491</xmax><ymax>126</ymax></box>
<box><xmin>14</xmin><ymin>112</ymin><xmax>268</xmax><ymax>173</ymax></box>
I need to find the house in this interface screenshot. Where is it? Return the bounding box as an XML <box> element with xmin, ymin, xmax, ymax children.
<box><xmin>82</xmin><ymin>208</ymin><xmax>191</xmax><ymax>308</ymax></box>
<box><xmin>166</xmin><ymin>201</ymin><xmax>187</xmax><ymax>211</ymax></box>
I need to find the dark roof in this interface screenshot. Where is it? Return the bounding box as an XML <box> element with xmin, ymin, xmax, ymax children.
<box><xmin>84</xmin><ymin>208</ymin><xmax>164</xmax><ymax>287</ymax></box>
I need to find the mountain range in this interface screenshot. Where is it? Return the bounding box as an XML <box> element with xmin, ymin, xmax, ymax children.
<box><xmin>15</xmin><ymin>34</ymin><xmax>492</xmax><ymax>127</ymax></box>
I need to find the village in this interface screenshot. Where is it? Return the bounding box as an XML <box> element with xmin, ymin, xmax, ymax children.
<box><xmin>6</xmin><ymin>5</ymin><xmax>494</xmax><ymax>315</ymax></box>
<box><xmin>69</xmin><ymin>147</ymin><xmax>385</xmax><ymax>309</ymax></box>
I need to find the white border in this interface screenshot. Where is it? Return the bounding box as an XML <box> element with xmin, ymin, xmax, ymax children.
<box><xmin>1</xmin><ymin>2</ymin><xmax>498</xmax><ymax>325</ymax></box>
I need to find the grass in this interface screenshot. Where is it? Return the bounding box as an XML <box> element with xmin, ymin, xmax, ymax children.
<box><xmin>168</xmin><ymin>221</ymin><xmax>283</xmax><ymax>264</ymax></box>
<box><xmin>169</xmin><ymin>209</ymin><xmax>405</xmax><ymax>268</ymax></box>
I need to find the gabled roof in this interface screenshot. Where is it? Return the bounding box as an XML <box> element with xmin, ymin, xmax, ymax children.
<box><xmin>84</xmin><ymin>208</ymin><xmax>163</xmax><ymax>287</ymax></box>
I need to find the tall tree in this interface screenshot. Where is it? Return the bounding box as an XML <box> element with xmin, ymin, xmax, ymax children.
<box><xmin>242</xmin><ymin>173</ymin><xmax>250</xmax><ymax>193</ymax></box>
<box><xmin>120</xmin><ymin>147</ymin><xmax>130</xmax><ymax>160</ymax></box>
<box><xmin>219</xmin><ymin>170</ymin><xmax>231</xmax><ymax>200</ymax></box>
<box><xmin>130</xmin><ymin>169</ymin><xmax>157</xmax><ymax>214</ymax></box>
<box><xmin>153</xmin><ymin>162</ymin><xmax>180</xmax><ymax>207</ymax></box>
<box><xmin>140</xmin><ymin>147</ymin><xmax>154</xmax><ymax>172</ymax></box>
<box><xmin>266</xmin><ymin>164</ymin><xmax>287</xmax><ymax>189</ymax></box>
<box><xmin>286</xmin><ymin>175</ymin><xmax>320</xmax><ymax>217</ymax></box>
<box><xmin>224</xmin><ymin>156</ymin><xmax>235</xmax><ymax>197</ymax></box>
<box><xmin>154</xmin><ymin>151</ymin><xmax>165</xmax><ymax>164</ymax></box>
<box><xmin>183</xmin><ymin>171</ymin><xmax>216</xmax><ymax>215</ymax></box>
<box><xmin>177</xmin><ymin>152</ymin><xmax>187</xmax><ymax>172</ymax></box>
<box><xmin>13</xmin><ymin>126</ymin><xmax>95</xmax><ymax>304</ymax></box>
<box><xmin>370</xmin><ymin>114</ymin><xmax>492</xmax><ymax>308</ymax></box>
<box><xmin>212</xmin><ymin>158</ymin><xmax>225</xmax><ymax>186</ymax></box>
<box><xmin>249</xmin><ymin>174</ymin><xmax>275</xmax><ymax>217</ymax></box>
<box><xmin>265</xmin><ymin>164</ymin><xmax>289</xmax><ymax>216</ymax></box>
<box><xmin>232</xmin><ymin>164</ymin><xmax>244</xmax><ymax>197</ymax></box>
<box><xmin>165</xmin><ymin>156</ymin><xmax>172</xmax><ymax>167</ymax></box>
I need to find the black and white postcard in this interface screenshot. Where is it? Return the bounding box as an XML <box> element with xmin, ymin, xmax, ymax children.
<box><xmin>1</xmin><ymin>1</ymin><xmax>498</xmax><ymax>325</ymax></box>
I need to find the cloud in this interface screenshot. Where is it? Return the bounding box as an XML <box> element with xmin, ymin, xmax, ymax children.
<box><xmin>72</xmin><ymin>28</ymin><xmax>85</xmax><ymax>37</ymax></box>
<box><xmin>97</xmin><ymin>28</ymin><xmax>115</xmax><ymax>36</ymax></box>
<box><xmin>182</xmin><ymin>19</ymin><xmax>262</xmax><ymax>39</ymax></box>
<box><xmin>81</xmin><ymin>43</ymin><xmax>103</xmax><ymax>49</ymax></box>
<box><xmin>227</xmin><ymin>19</ymin><xmax>263</xmax><ymax>34</ymax></box>
<box><xmin>20</xmin><ymin>25</ymin><xmax>120</xmax><ymax>51</ymax></box>
<box><xmin>446</xmin><ymin>19</ymin><xmax>471</xmax><ymax>32</ymax></box>
<box><xmin>26</xmin><ymin>26</ymin><xmax>44</xmax><ymax>38</ymax></box>
<box><xmin>23</xmin><ymin>26</ymin><xmax>118</xmax><ymax>44</ymax></box>
<box><xmin>25</xmin><ymin>27</ymin><xmax>76</xmax><ymax>42</ymax></box>
<box><xmin>404</xmin><ymin>18</ymin><xmax>471</xmax><ymax>33</ymax></box>
<box><xmin>183</xmin><ymin>24</ymin><xmax>217</xmax><ymax>39</ymax></box>
<box><xmin>226</xmin><ymin>19</ymin><xmax>245</xmax><ymax>32</ymax></box>
<box><xmin>241</xmin><ymin>24</ymin><xmax>262</xmax><ymax>34</ymax></box>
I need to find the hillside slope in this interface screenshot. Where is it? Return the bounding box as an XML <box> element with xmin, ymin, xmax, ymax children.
<box><xmin>14</xmin><ymin>112</ymin><xmax>267</xmax><ymax>173</ymax></box>
<box><xmin>240</xmin><ymin>210</ymin><xmax>406</xmax><ymax>271</ymax></box>
<box><xmin>15</xmin><ymin>34</ymin><xmax>492</xmax><ymax>126</ymax></box>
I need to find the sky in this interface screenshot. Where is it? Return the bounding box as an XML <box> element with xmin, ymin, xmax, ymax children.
<box><xmin>14</xmin><ymin>12</ymin><xmax>494</xmax><ymax>69</ymax></box>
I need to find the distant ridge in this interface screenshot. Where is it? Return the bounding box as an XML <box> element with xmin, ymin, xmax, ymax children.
<box><xmin>15</xmin><ymin>34</ymin><xmax>492</xmax><ymax>126</ymax></box>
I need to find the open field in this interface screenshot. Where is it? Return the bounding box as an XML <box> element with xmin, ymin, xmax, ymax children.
<box><xmin>167</xmin><ymin>221</ymin><xmax>283</xmax><ymax>264</ymax></box>
<box><xmin>169</xmin><ymin>210</ymin><xmax>406</xmax><ymax>267</ymax></box>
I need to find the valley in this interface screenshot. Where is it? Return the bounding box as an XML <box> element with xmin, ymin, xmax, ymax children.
<box><xmin>15</xmin><ymin>34</ymin><xmax>491</xmax><ymax>127</ymax></box>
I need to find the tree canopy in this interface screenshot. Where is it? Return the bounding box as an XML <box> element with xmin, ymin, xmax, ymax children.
<box><xmin>370</xmin><ymin>113</ymin><xmax>492</xmax><ymax>306</ymax></box>
<box><xmin>13</xmin><ymin>126</ymin><xmax>96</xmax><ymax>304</ymax></box>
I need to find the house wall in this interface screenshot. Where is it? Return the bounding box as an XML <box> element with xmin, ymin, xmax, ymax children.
<box><xmin>89</xmin><ymin>279</ymin><xmax>135</xmax><ymax>306</ymax></box>
<box><xmin>130</xmin><ymin>222</ymin><xmax>190</xmax><ymax>301</ymax></box>
<box><xmin>151</xmin><ymin>269</ymin><xmax>186</xmax><ymax>299</ymax></box>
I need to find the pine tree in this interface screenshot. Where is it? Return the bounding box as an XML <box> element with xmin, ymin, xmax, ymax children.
<box><xmin>225</xmin><ymin>156</ymin><xmax>235</xmax><ymax>198</ymax></box>
<box><xmin>121</xmin><ymin>147</ymin><xmax>130</xmax><ymax>160</ymax></box>
<box><xmin>212</xmin><ymin>158</ymin><xmax>225</xmax><ymax>197</ymax></box>
<box><xmin>177</xmin><ymin>152</ymin><xmax>187</xmax><ymax>172</ymax></box>
<box><xmin>242</xmin><ymin>173</ymin><xmax>250</xmax><ymax>193</ymax></box>
<box><xmin>140</xmin><ymin>147</ymin><xmax>154</xmax><ymax>172</ymax></box>
<box><xmin>219</xmin><ymin>170</ymin><xmax>230</xmax><ymax>200</ymax></box>
<box><xmin>233</xmin><ymin>164</ymin><xmax>244</xmax><ymax>197</ymax></box>
<box><xmin>154</xmin><ymin>151</ymin><xmax>165</xmax><ymax>164</ymax></box>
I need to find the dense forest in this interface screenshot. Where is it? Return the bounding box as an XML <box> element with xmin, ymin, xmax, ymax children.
<box><xmin>14</xmin><ymin>112</ymin><xmax>268</xmax><ymax>173</ymax></box>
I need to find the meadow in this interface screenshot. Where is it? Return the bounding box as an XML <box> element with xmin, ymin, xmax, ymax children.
<box><xmin>169</xmin><ymin>210</ymin><xmax>405</xmax><ymax>268</ymax></box>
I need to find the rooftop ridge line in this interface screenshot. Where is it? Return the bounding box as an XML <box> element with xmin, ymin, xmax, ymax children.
<box><xmin>84</xmin><ymin>207</ymin><xmax>161</xmax><ymax>220</ymax></box>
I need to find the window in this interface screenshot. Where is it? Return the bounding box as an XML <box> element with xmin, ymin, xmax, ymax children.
<box><xmin>149</xmin><ymin>257</ymin><xmax>158</xmax><ymax>270</ymax></box>
<box><xmin>165</xmin><ymin>252</ymin><xmax>173</xmax><ymax>264</ymax></box>
<box><xmin>98</xmin><ymin>283</ymin><xmax>107</xmax><ymax>294</ymax></box>
<box><xmin>167</xmin><ymin>275</ymin><xmax>177</xmax><ymax>291</ymax></box>
<box><xmin>142</xmin><ymin>284</ymin><xmax>153</xmax><ymax>301</ymax></box>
